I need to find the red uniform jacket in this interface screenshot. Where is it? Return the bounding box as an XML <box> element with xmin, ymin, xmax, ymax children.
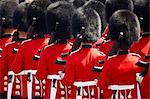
<box><xmin>11</xmin><ymin>38</ymin><xmax>49</xmax><ymax>97</ymax></box>
<box><xmin>0</xmin><ymin>37</ymin><xmax>12</xmax><ymax>93</ymax></box>
<box><xmin>12</xmin><ymin>38</ymin><xmax>49</xmax><ymax>73</ymax></box>
<box><xmin>1</xmin><ymin>41</ymin><xmax>22</xmax><ymax>76</ymax></box>
<box><xmin>130</xmin><ymin>34</ymin><xmax>150</xmax><ymax>59</ymax></box>
<box><xmin>98</xmin><ymin>40</ymin><xmax>114</xmax><ymax>56</ymax></box>
<box><xmin>62</xmin><ymin>45</ymin><xmax>106</xmax><ymax>99</ymax></box>
<box><xmin>36</xmin><ymin>42</ymin><xmax>72</xmax><ymax>99</ymax></box>
<box><xmin>1</xmin><ymin>41</ymin><xmax>23</xmax><ymax>96</ymax></box>
<box><xmin>98</xmin><ymin>52</ymin><xmax>144</xmax><ymax>99</ymax></box>
<box><xmin>130</xmin><ymin>34</ymin><xmax>150</xmax><ymax>99</ymax></box>
<box><xmin>0</xmin><ymin>37</ymin><xmax>12</xmax><ymax>47</ymax></box>
<box><xmin>0</xmin><ymin>37</ymin><xmax>12</xmax><ymax>59</ymax></box>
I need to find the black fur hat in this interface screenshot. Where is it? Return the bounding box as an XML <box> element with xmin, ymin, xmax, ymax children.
<box><xmin>47</xmin><ymin>1</ymin><xmax>75</xmax><ymax>40</ymax></box>
<box><xmin>72</xmin><ymin>0</ymin><xmax>87</xmax><ymax>8</ymax></box>
<box><xmin>72</xmin><ymin>7</ymin><xmax>101</xmax><ymax>43</ymax></box>
<box><xmin>134</xmin><ymin>0</ymin><xmax>149</xmax><ymax>32</ymax></box>
<box><xmin>84</xmin><ymin>0</ymin><xmax>106</xmax><ymax>33</ymax></box>
<box><xmin>0</xmin><ymin>0</ymin><xmax>18</xmax><ymax>38</ymax></box>
<box><xmin>105</xmin><ymin>0</ymin><xmax>134</xmax><ymax>22</ymax></box>
<box><xmin>108</xmin><ymin>10</ymin><xmax>140</xmax><ymax>47</ymax></box>
<box><xmin>13</xmin><ymin>2</ymin><xmax>29</xmax><ymax>32</ymax></box>
<box><xmin>27</xmin><ymin>0</ymin><xmax>51</xmax><ymax>38</ymax></box>
<box><xmin>19</xmin><ymin>0</ymin><xmax>25</xmax><ymax>3</ymax></box>
<box><xmin>97</xmin><ymin>0</ymin><xmax>106</xmax><ymax>4</ymax></box>
<box><xmin>0</xmin><ymin>1</ymin><xmax>18</xmax><ymax>29</ymax></box>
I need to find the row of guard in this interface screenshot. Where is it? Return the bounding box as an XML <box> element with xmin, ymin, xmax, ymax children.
<box><xmin>0</xmin><ymin>0</ymin><xmax>149</xmax><ymax>99</ymax></box>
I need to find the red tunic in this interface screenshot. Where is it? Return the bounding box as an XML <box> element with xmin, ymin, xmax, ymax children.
<box><xmin>1</xmin><ymin>41</ymin><xmax>22</xmax><ymax>75</ymax></box>
<box><xmin>130</xmin><ymin>35</ymin><xmax>150</xmax><ymax>59</ymax></box>
<box><xmin>1</xmin><ymin>41</ymin><xmax>22</xmax><ymax>97</ymax></box>
<box><xmin>62</xmin><ymin>45</ymin><xmax>106</xmax><ymax>99</ymax></box>
<box><xmin>130</xmin><ymin>35</ymin><xmax>150</xmax><ymax>99</ymax></box>
<box><xmin>11</xmin><ymin>38</ymin><xmax>49</xmax><ymax>98</ymax></box>
<box><xmin>98</xmin><ymin>52</ymin><xmax>144</xmax><ymax>99</ymax></box>
<box><xmin>0</xmin><ymin>37</ymin><xmax>12</xmax><ymax>60</ymax></box>
<box><xmin>98</xmin><ymin>40</ymin><xmax>114</xmax><ymax>56</ymax></box>
<box><xmin>36</xmin><ymin>42</ymin><xmax>72</xmax><ymax>99</ymax></box>
<box><xmin>140</xmin><ymin>67</ymin><xmax>150</xmax><ymax>99</ymax></box>
<box><xmin>94</xmin><ymin>25</ymin><xmax>114</xmax><ymax>57</ymax></box>
<box><xmin>0</xmin><ymin>37</ymin><xmax>12</xmax><ymax>93</ymax></box>
<box><xmin>0</xmin><ymin>37</ymin><xmax>12</xmax><ymax>47</ymax></box>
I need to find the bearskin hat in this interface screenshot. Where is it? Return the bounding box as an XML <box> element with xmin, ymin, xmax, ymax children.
<box><xmin>105</xmin><ymin>0</ymin><xmax>134</xmax><ymax>22</ymax></box>
<box><xmin>108</xmin><ymin>10</ymin><xmax>140</xmax><ymax>47</ymax></box>
<box><xmin>97</xmin><ymin>0</ymin><xmax>106</xmax><ymax>4</ymax></box>
<box><xmin>27</xmin><ymin>0</ymin><xmax>51</xmax><ymax>38</ymax></box>
<box><xmin>13</xmin><ymin>2</ymin><xmax>29</xmax><ymax>32</ymax></box>
<box><xmin>134</xmin><ymin>0</ymin><xmax>149</xmax><ymax>32</ymax></box>
<box><xmin>0</xmin><ymin>0</ymin><xmax>18</xmax><ymax>38</ymax></box>
<box><xmin>0</xmin><ymin>1</ymin><xmax>18</xmax><ymax>29</ymax></box>
<box><xmin>72</xmin><ymin>0</ymin><xmax>87</xmax><ymax>8</ymax></box>
<box><xmin>72</xmin><ymin>7</ymin><xmax>101</xmax><ymax>43</ymax></box>
<box><xmin>46</xmin><ymin>1</ymin><xmax>75</xmax><ymax>40</ymax></box>
<box><xmin>84</xmin><ymin>0</ymin><xmax>106</xmax><ymax>33</ymax></box>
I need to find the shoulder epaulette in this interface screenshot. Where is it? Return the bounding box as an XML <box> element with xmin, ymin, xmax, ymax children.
<box><xmin>107</xmin><ymin>55</ymin><xmax>117</xmax><ymax>60</ymax></box>
<box><xmin>70</xmin><ymin>47</ymin><xmax>81</xmax><ymax>56</ymax></box>
<box><xmin>21</xmin><ymin>39</ymin><xmax>32</xmax><ymax>45</ymax></box>
<box><xmin>5</xmin><ymin>41</ymin><xmax>16</xmax><ymax>47</ymax></box>
<box><xmin>131</xmin><ymin>53</ymin><xmax>141</xmax><ymax>58</ymax></box>
<box><xmin>44</xmin><ymin>43</ymin><xmax>54</xmax><ymax>50</ymax></box>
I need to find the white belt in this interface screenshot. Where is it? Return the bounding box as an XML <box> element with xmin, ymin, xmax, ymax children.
<box><xmin>108</xmin><ymin>84</ymin><xmax>135</xmax><ymax>90</ymax></box>
<box><xmin>74</xmin><ymin>81</ymin><xmax>96</xmax><ymax>99</ymax></box>
<box><xmin>47</xmin><ymin>74</ymin><xmax>61</xmax><ymax>80</ymax></box>
<box><xmin>47</xmin><ymin>74</ymin><xmax>61</xmax><ymax>99</ymax></box>
<box><xmin>73</xmin><ymin>81</ymin><xmax>96</xmax><ymax>87</ymax></box>
<box><xmin>17</xmin><ymin>70</ymin><xmax>37</xmax><ymax>75</ymax></box>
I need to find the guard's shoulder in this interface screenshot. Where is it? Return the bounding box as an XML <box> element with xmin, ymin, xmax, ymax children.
<box><xmin>107</xmin><ymin>55</ymin><xmax>117</xmax><ymax>60</ymax></box>
<box><xmin>5</xmin><ymin>41</ymin><xmax>16</xmax><ymax>47</ymax></box>
<box><xmin>44</xmin><ymin>43</ymin><xmax>54</xmax><ymax>50</ymax></box>
<box><xmin>21</xmin><ymin>39</ymin><xmax>32</xmax><ymax>45</ymax></box>
<box><xmin>70</xmin><ymin>48</ymin><xmax>81</xmax><ymax>56</ymax></box>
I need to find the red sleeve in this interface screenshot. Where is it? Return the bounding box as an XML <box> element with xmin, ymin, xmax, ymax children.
<box><xmin>98</xmin><ymin>60</ymin><xmax>111</xmax><ymax>90</ymax></box>
<box><xmin>36</xmin><ymin>50</ymin><xmax>48</xmax><ymax>80</ymax></box>
<box><xmin>62</xmin><ymin>55</ymin><xmax>75</xmax><ymax>86</ymax></box>
<box><xmin>11</xmin><ymin>45</ymin><xmax>24</xmax><ymax>73</ymax></box>
<box><xmin>0</xmin><ymin>47</ymin><xmax>8</xmax><ymax>76</ymax></box>
<box><xmin>141</xmin><ymin>41</ymin><xmax>150</xmax><ymax>56</ymax></box>
<box><xmin>133</xmin><ymin>56</ymin><xmax>145</xmax><ymax>73</ymax></box>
